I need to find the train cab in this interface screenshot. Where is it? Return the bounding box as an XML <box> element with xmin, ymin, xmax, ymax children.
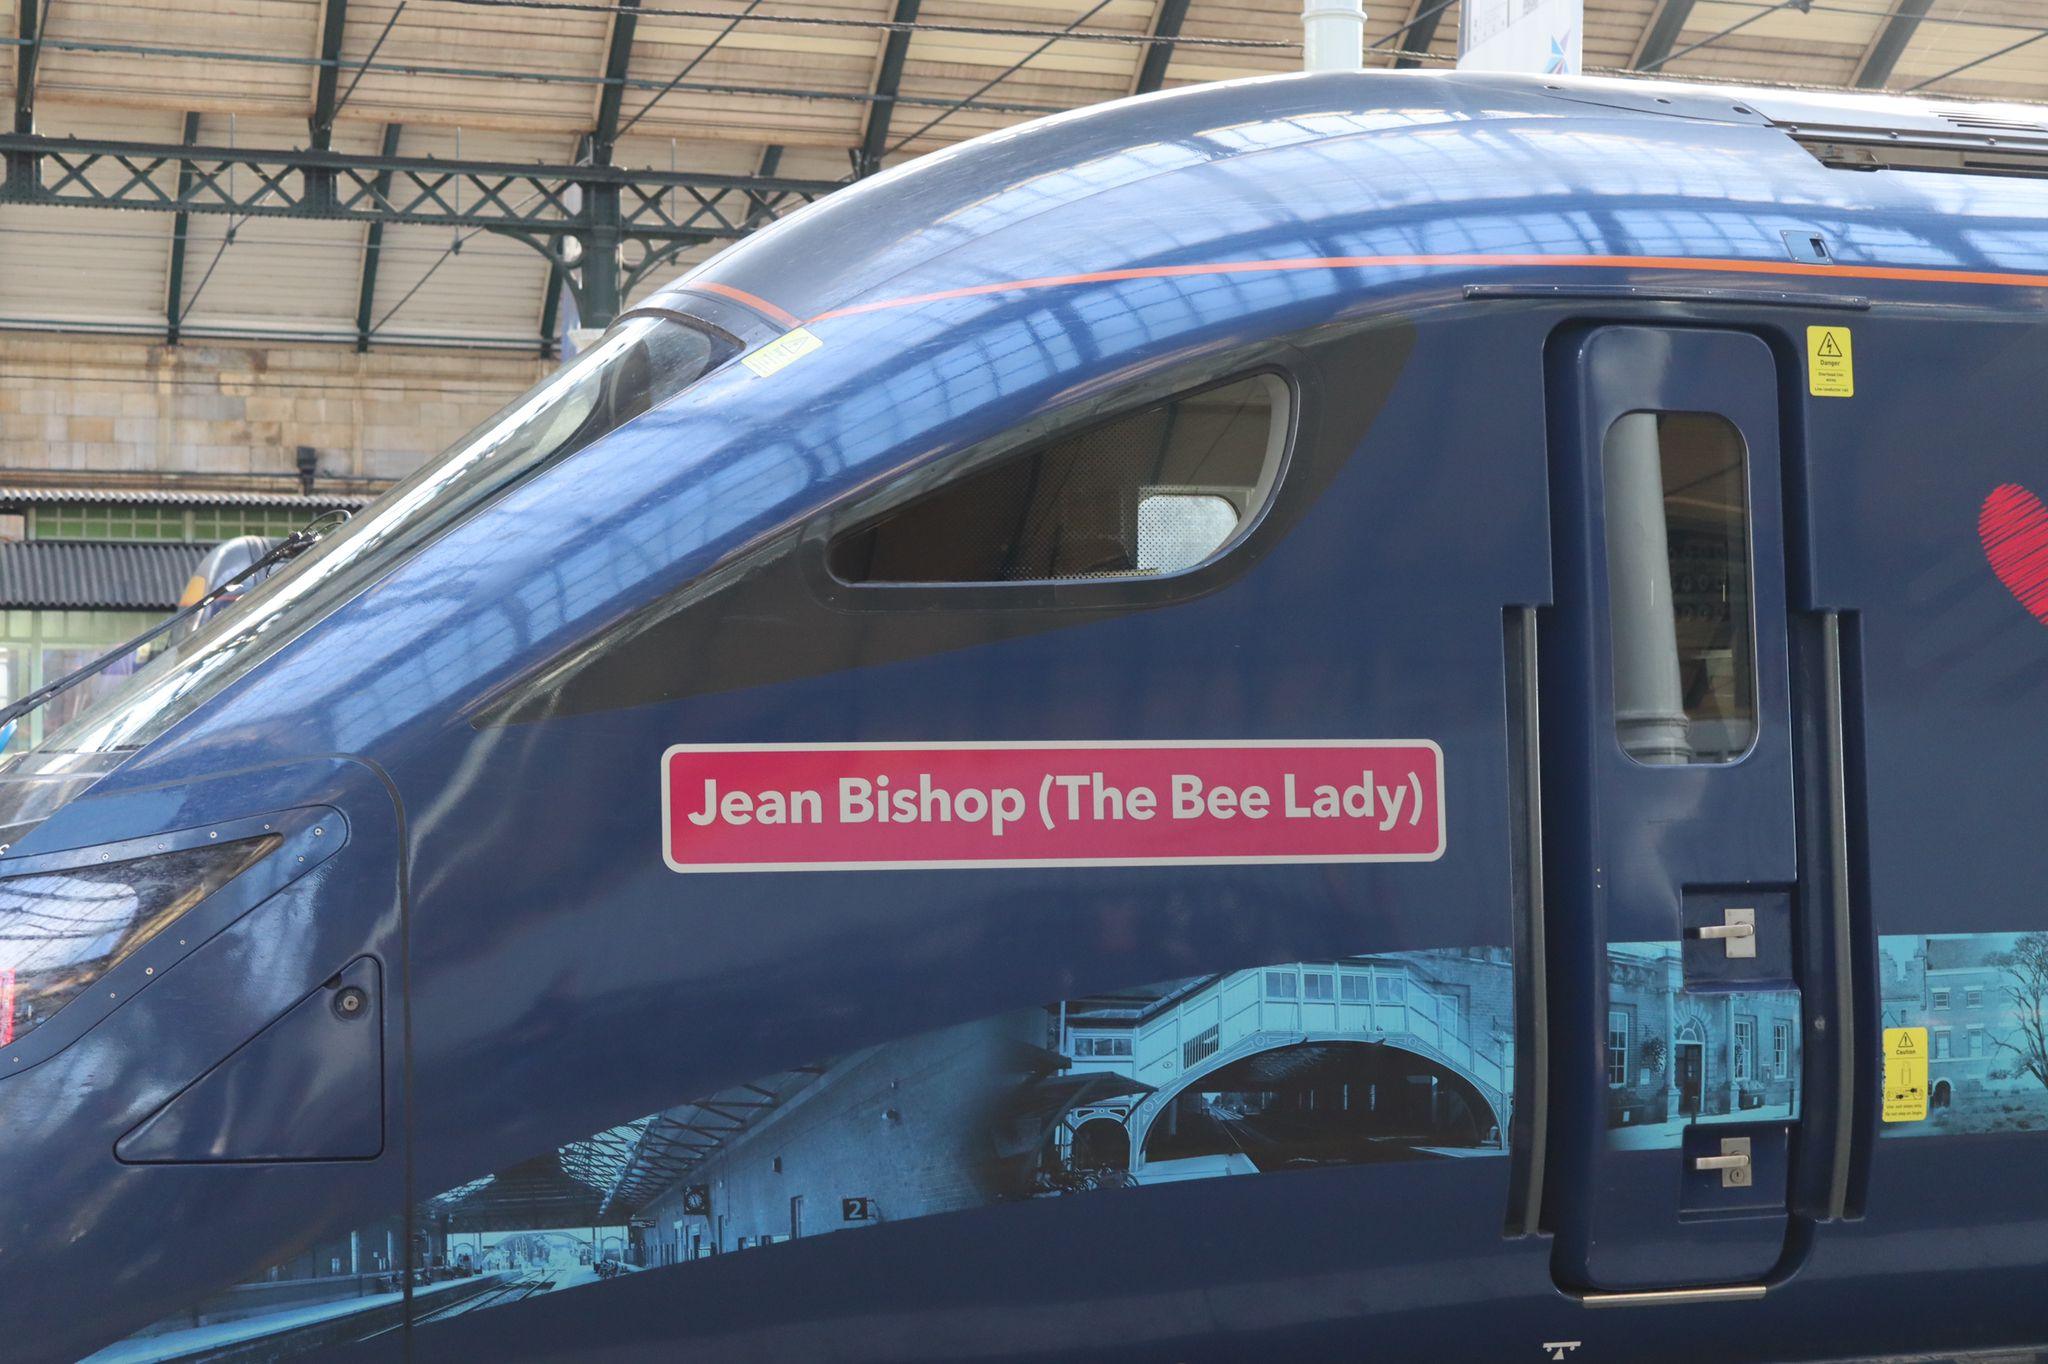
<box><xmin>2</xmin><ymin>67</ymin><xmax>2048</xmax><ymax>1364</ymax></box>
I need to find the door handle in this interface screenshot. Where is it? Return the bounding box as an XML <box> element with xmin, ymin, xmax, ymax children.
<box><xmin>1693</xmin><ymin>1137</ymin><xmax>1753</xmax><ymax>1188</ymax></box>
<box><xmin>1694</xmin><ymin>907</ymin><xmax>1757</xmax><ymax>958</ymax></box>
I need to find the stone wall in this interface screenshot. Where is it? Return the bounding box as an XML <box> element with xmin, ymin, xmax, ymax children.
<box><xmin>0</xmin><ymin>336</ymin><xmax>552</xmax><ymax>489</ymax></box>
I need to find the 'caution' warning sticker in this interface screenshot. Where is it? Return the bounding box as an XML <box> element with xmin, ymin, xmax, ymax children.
<box><xmin>1808</xmin><ymin>325</ymin><xmax>1854</xmax><ymax>398</ymax></box>
<box><xmin>1883</xmin><ymin>1026</ymin><xmax>1929</xmax><ymax>1123</ymax></box>
<box><xmin>741</xmin><ymin>326</ymin><xmax>823</xmax><ymax>379</ymax></box>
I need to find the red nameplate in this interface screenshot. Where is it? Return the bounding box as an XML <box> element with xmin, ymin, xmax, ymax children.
<box><xmin>662</xmin><ymin>740</ymin><xmax>1444</xmax><ymax>872</ymax></box>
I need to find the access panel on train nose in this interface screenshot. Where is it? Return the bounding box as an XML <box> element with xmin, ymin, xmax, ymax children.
<box><xmin>0</xmin><ymin>762</ymin><xmax>410</xmax><ymax>1364</ymax></box>
<box><xmin>1541</xmin><ymin>326</ymin><xmax>1818</xmax><ymax>1294</ymax></box>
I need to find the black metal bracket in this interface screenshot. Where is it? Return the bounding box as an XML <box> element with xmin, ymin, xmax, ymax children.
<box><xmin>0</xmin><ymin>131</ymin><xmax>841</xmax><ymax>330</ymax></box>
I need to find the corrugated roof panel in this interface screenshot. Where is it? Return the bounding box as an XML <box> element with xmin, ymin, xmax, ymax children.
<box><xmin>0</xmin><ymin>203</ymin><xmax>170</xmax><ymax>330</ymax></box>
<box><xmin>336</xmin><ymin>0</ymin><xmax>611</xmax><ymax>134</ymax></box>
<box><xmin>398</xmin><ymin>125</ymin><xmax>580</xmax><ymax>164</ymax></box>
<box><xmin>1168</xmin><ymin>0</ymin><xmax>1305</xmax><ymax>89</ymax></box>
<box><xmin>0</xmin><ymin>540</ymin><xmax>208</xmax><ymax>610</ymax></box>
<box><xmin>1376</xmin><ymin>1</ymin><xmax>1461</xmax><ymax>70</ymax></box>
<box><xmin>623</xmin><ymin>0</ymin><xmax>881</xmax><ymax>147</ymax></box>
<box><xmin>0</xmin><ymin>488</ymin><xmax>373</xmax><ymax>508</ymax></box>
<box><xmin>35</xmin><ymin>100</ymin><xmax>187</xmax><ymax>142</ymax></box>
<box><xmin>771</xmin><ymin>145</ymin><xmax>856</xmax><ymax>181</ymax></box>
<box><xmin>1588</xmin><ymin>0</ymin><xmax>1658</xmax><ymax>71</ymax></box>
<box><xmin>35</xmin><ymin>0</ymin><xmax>322</xmax><ymax>118</ymax></box>
<box><xmin>0</xmin><ymin>0</ymin><xmax>16</xmax><ymax>107</ymax></box>
<box><xmin>1890</xmin><ymin>0</ymin><xmax>2048</xmax><ymax>103</ymax></box>
<box><xmin>174</xmin><ymin>216</ymin><xmax>371</xmax><ymax>336</ymax></box>
<box><xmin>1660</xmin><ymin>1</ymin><xmax>1870</xmax><ymax>87</ymax></box>
<box><xmin>369</xmin><ymin>222</ymin><xmax>552</xmax><ymax>346</ymax></box>
<box><xmin>613</xmin><ymin>134</ymin><xmax>781</xmax><ymax>177</ymax></box>
<box><xmin>885</xmin><ymin>0</ymin><xmax>1157</xmax><ymax>152</ymax></box>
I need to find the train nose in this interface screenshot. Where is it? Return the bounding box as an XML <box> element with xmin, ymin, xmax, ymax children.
<box><xmin>0</xmin><ymin>760</ymin><xmax>407</xmax><ymax>1364</ymax></box>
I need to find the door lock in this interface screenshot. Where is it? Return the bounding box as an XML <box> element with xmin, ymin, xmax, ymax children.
<box><xmin>1694</xmin><ymin>1136</ymin><xmax>1753</xmax><ymax>1188</ymax></box>
<box><xmin>1696</xmin><ymin>906</ymin><xmax>1757</xmax><ymax>959</ymax></box>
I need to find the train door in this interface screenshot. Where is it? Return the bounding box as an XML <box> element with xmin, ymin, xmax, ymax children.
<box><xmin>1541</xmin><ymin>325</ymin><xmax>1841</xmax><ymax>1296</ymax></box>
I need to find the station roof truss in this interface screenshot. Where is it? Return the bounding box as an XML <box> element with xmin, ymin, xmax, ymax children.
<box><xmin>5</xmin><ymin>0</ymin><xmax>2048</xmax><ymax>354</ymax></box>
<box><xmin>423</xmin><ymin>1066</ymin><xmax>826</xmax><ymax>1232</ymax></box>
<box><xmin>423</xmin><ymin>1155</ymin><xmax>613</xmax><ymax>1233</ymax></box>
<box><xmin>579</xmin><ymin>1067</ymin><xmax>827</xmax><ymax>1220</ymax></box>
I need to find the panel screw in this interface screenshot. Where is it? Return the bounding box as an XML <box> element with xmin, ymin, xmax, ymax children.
<box><xmin>333</xmin><ymin>986</ymin><xmax>370</xmax><ymax>1020</ymax></box>
<box><xmin>144</xmin><ymin>966</ymin><xmax>154</xmax><ymax>976</ymax></box>
<box><xmin>313</xmin><ymin>827</ymin><xmax>325</xmax><ymax>837</ymax></box>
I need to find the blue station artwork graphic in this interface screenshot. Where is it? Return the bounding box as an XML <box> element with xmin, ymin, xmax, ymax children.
<box><xmin>87</xmin><ymin>951</ymin><xmax>1514</xmax><ymax>1360</ymax></box>
<box><xmin>1879</xmin><ymin>933</ymin><xmax>2048</xmax><ymax>1137</ymax></box>
<box><xmin>1603</xmin><ymin>942</ymin><xmax>1803</xmax><ymax>1151</ymax></box>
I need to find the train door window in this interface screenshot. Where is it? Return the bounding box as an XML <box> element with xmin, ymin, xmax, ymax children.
<box><xmin>1603</xmin><ymin>411</ymin><xmax>1757</xmax><ymax>764</ymax></box>
<box><xmin>826</xmin><ymin>373</ymin><xmax>1288</xmax><ymax>585</ymax></box>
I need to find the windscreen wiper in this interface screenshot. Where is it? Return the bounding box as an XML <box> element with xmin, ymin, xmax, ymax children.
<box><xmin>0</xmin><ymin>510</ymin><xmax>351</xmax><ymax>743</ymax></box>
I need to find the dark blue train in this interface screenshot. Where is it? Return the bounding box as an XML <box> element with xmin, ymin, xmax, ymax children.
<box><xmin>5</xmin><ymin>68</ymin><xmax>2048</xmax><ymax>1363</ymax></box>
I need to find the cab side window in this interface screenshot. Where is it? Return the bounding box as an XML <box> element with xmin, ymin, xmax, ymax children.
<box><xmin>827</xmin><ymin>373</ymin><xmax>1289</xmax><ymax>585</ymax></box>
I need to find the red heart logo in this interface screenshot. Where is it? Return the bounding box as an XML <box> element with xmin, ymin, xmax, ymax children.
<box><xmin>1981</xmin><ymin>483</ymin><xmax>2048</xmax><ymax>626</ymax></box>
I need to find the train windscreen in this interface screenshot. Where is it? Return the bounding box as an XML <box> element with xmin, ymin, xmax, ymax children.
<box><xmin>28</xmin><ymin>315</ymin><xmax>734</xmax><ymax>756</ymax></box>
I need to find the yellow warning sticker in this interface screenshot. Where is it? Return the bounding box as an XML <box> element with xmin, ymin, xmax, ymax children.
<box><xmin>1808</xmin><ymin>325</ymin><xmax>1854</xmax><ymax>398</ymax></box>
<box><xmin>740</xmin><ymin>326</ymin><xmax>823</xmax><ymax>379</ymax></box>
<box><xmin>1883</xmin><ymin>1027</ymin><xmax>1929</xmax><ymax>1123</ymax></box>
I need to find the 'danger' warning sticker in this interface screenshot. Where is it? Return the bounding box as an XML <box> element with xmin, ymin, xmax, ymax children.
<box><xmin>1884</xmin><ymin>1026</ymin><xmax>1929</xmax><ymax>1123</ymax></box>
<box><xmin>1807</xmin><ymin>325</ymin><xmax>1854</xmax><ymax>398</ymax></box>
<box><xmin>661</xmin><ymin>740</ymin><xmax>1446</xmax><ymax>873</ymax></box>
